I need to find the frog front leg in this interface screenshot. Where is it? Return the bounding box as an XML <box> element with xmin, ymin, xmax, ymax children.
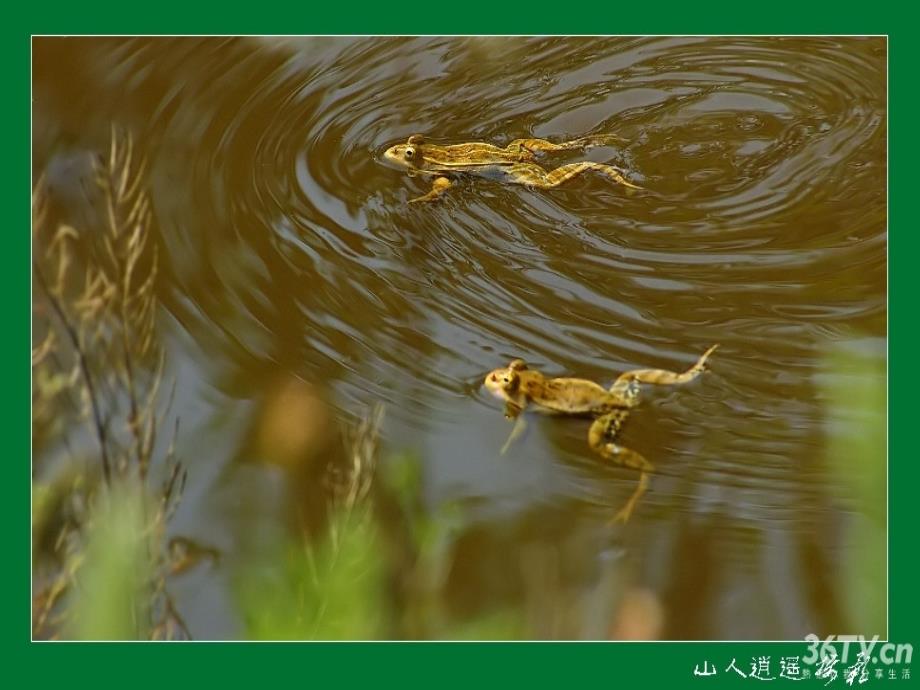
<box><xmin>500</xmin><ymin>412</ymin><xmax>529</xmax><ymax>456</ymax></box>
<box><xmin>408</xmin><ymin>176</ymin><xmax>453</xmax><ymax>203</ymax></box>
<box><xmin>587</xmin><ymin>409</ymin><xmax>652</xmax><ymax>523</ymax></box>
<box><xmin>491</xmin><ymin>361</ymin><xmax>529</xmax><ymax>454</ymax></box>
<box><xmin>497</xmin><ymin>397</ymin><xmax>529</xmax><ymax>455</ymax></box>
<box><xmin>506</xmin><ymin>162</ymin><xmax>642</xmax><ymax>191</ymax></box>
<box><xmin>610</xmin><ymin>344</ymin><xmax>718</xmax><ymax>397</ymax></box>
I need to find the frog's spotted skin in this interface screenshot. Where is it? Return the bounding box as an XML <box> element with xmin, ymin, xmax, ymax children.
<box><xmin>483</xmin><ymin>345</ymin><xmax>718</xmax><ymax>524</ymax></box>
<box><xmin>500</xmin><ymin>161</ymin><xmax>638</xmax><ymax>191</ymax></box>
<box><xmin>382</xmin><ymin>134</ymin><xmax>641</xmax><ymax>203</ymax></box>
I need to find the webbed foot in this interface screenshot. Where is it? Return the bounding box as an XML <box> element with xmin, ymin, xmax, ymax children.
<box><xmin>409</xmin><ymin>176</ymin><xmax>453</xmax><ymax>203</ymax></box>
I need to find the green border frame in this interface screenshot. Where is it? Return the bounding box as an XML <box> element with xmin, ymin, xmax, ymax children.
<box><xmin>14</xmin><ymin>3</ymin><xmax>914</xmax><ymax>686</ymax></box>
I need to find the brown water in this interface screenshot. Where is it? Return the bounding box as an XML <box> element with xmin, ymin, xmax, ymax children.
<box><xmin>32</xmin><ymin>36</ymin><xmax>887</xmax><ymax>639</ymax></box>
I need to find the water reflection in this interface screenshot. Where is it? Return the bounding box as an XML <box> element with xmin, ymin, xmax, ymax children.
<box><xmin>32</xmin><ymin>36</ymin><xmax>886</xmax><ymax>639</ymax></box>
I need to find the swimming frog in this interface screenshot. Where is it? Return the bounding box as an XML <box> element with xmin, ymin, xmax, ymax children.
<box><xmin>382</xmin><ymin>134</ymin><xmax>641</xmax><ymax>203</ymax></box>
<box><xmin>483</xmin><ymin>345</ymin><xmax>718</xmax><ymax>523</ymax></box>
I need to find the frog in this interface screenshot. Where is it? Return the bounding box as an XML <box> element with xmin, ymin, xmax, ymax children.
<box><xmin>483</xmin><ymin>344</ymin><xmax>719</xmax><ymax>523</ymax></box>
<box><xmin>382</xmin><ymin>134</ymin><xmax>642</xmax><ymax>203</ymax></box>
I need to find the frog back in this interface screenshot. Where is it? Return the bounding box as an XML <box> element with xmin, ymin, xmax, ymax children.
<box><xmin>526</xmin><ymin>377</ymin><xmax>618</xmax><ymax>415</ymax></box>
<box><xmin>419</xmin><ymin>142</ymin><xmax>519</xmax><ymax>169</ymax></box>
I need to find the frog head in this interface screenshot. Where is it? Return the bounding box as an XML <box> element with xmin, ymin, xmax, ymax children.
<box><xmin>484</xmin><ymin>359</ymin><xmax>527</xmax><ymax>399</ymax></box>
<box><xmin>383</xmin><ymin>135</ymin><xmax>425</xmax><ymax>171</ymax></box>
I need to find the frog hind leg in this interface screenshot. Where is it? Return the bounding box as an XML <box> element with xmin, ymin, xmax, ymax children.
<box><xmin>610</xmin><ymin>344</ymin><xmax>719</xmax><ymax>396</ymax></box>
<box><xmin>507</xmin><ymin>135</ymin><xmax>627</xmax><ymax>154</ymax></box>
<box><xmin>508</xmin><ymin>162</ymin><xmax>642</xmax><ymax>191</ymax></box>
<box><xmin>408</xmin><ymin>176</ymin><xmax>453</xmax><ymax>203</ymax></box>
<box><xmin>587</xmin><ymin>409</ymin><xmax>652</xmax><ymax>523</ymax></box>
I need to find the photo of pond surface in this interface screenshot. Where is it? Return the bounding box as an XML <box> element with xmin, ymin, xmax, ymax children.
<box><xmin>32</xmin><ymin>36</ymin><xmax>886</xmax><ymax>640</ymax></box>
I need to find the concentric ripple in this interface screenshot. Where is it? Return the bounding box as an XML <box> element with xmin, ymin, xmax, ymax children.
<box><xmin>53</xmin><ymin>37</ymin><xmax>882</xmax><ymax>506</ymax></box>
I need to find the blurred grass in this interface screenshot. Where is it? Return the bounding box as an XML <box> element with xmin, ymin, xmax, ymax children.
<box><xmin>236</xmin><ymin>505</ymin><xmax>385</xmax><ymax>640</ymax></box>
<box><xmin>232</xmin><ymin>451</ymin><xmax>495</xmax><ymax>640</ymax></box>
<box><xmin>32</xmin><ymin>131</ymin><xmax>187</xmax><ymax>640</ymax></box>
<box><xmin>821</xmin><ymin>340</ymin><xmax>886</xmax><ymax>636</ymax></box>
<box><xmin>65</xmin><ymin>480</ymin><xmax>154</xmax><ymax>640</ymax></box>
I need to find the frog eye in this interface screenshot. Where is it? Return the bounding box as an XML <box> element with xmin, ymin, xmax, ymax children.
<box><xmin>404</xmin><ymin>147</ymin><xmax>415</xmax><ymax>159</ymax></box>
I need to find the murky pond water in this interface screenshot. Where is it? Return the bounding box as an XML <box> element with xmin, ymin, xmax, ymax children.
<box><xmin>32</xmin><ymin>36</ymin><xmax>886</xmax><ymax>640</ymax></box>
